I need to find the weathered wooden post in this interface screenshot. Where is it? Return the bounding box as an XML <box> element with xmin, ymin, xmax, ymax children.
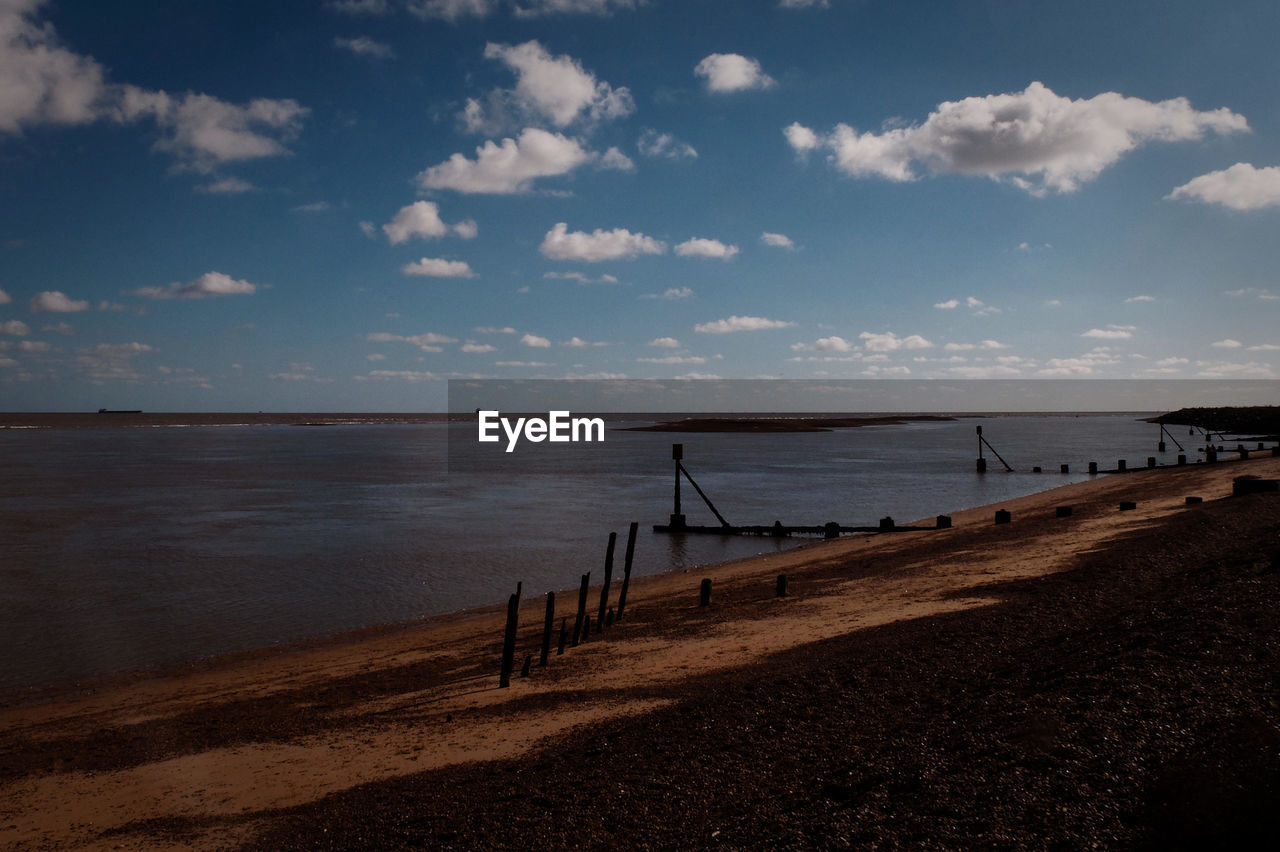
<box><xmin>617</xmin><ymin>521</ymin><xmax>638</xmax><ymax>622</ymax></box>
<box><xmin>670</xmin><ymin>443</ymin><xmax>686</xmax><ymax>529</ymax></box>
<box><xmin>499</xmin><ymin>591</ymin><xmax>519</xmax><ymax>688</ymax></box>
<box><xmin>1117</xmin><ymin>459</ymin><xmax>1127</xmax><ymax>472</ymax></box>
<box><xmin>824</xmin><ymin>521</ymin><xmax>840</xmax><ymax>539</ymax></box>
<box><xmin>936</xmin><ymin>515</ymin><xmax>952</xmax><ymax>529</ymax></box>
<box><xmin>1088</xmin><ymin>461</ymin><xmax>1098</xmax><ymax>474</ymax></box>
<box><xmin>1147</xmin><ymin>457</ymin><xmax>1156</xmax><ymax>469</ymax></box>
<box><xmin>878</xmin><ymin>516</ymin><xmax>894</xmax><ymax>531</ymax></box>
<box><xmin>995</xmin><ymin>509</ymin><xmax>1011</xmax><ymax>525</ymax></box>
<box><xmin>699</xmin><ymin>578</ymin><xmax>711</xmax><ymax>607</ymax></box>
<box><xmin>557</xmin><ymin>617</ymin><xmax>567</xmax><ymax>655</ymax></box>
<box><xmin>1061</xmin><ymin>463</ymin><xmax>1070</xmax><ymax>474</ymax></box>
<box><xmin>539</xmin><ymin>591</ymin><xmax>555</xmax><ymax>666</ymax></box>
<box><xmin>597</xmin><ymin>532</ymin><xmax>616</xmax><ymax>633</ymax></box>
<box><xmin>776</xmin><ymin>574</ymin><xmax>787</xmax><ymax>598</ymax></box>
<box><xmin>976</xmin><ymin>425</ymin><xmax>987</xmax><ymax>473</ymax></box>
<box><xmin>1177</xmin><ymin>454</ymin><xmax>1187</xmax><ymax>465</ymax></box>
<box><xmin>572</xmin><ymin>572</ymin><xmax>590</xmax><ymax>646</ymax></box>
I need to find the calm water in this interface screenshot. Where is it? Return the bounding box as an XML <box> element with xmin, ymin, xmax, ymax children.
<box><xmin>0</xmin><ymin>413</ymin><xmax>1179</xmax><ymax>693</ymax></box>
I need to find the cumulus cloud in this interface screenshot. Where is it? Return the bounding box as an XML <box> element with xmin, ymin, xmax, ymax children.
<box><xmin>117</xmin><ymin>87</ymin><xmax>308</xmax><ymax>173</ymax></box>
<box><xmin>367</xmin><ymin>331</ymin><xmax>456</xmax><ymax>352</ymax></box>
<box><xmin>333</xmin><ymin>35</ymin><xmax>395</xmax><ymax>59</ymax></box>
<box><xmin>402</xmin><ymin>257</ymin><xmax>476</xmax><ymax>278</ymax></box>
<box><xmin>1167</xmin><ymin>163</ymin><xmax>1280</xmax><ymax>211</ymax></box>
<box><xmin>637</xmin><ymin>128</ymin><xmax>697</xmax><ymax>160</ymax></box>
<box><xmin>694</xmin><ymin>315</ymin><xmax>795</xmax><ymax>333</ymax></box>
<box><xmin>406</xmin><ymin>0</ymin><xmax>493</xmax><ymax>20</ymax></box>
<box><xmin>814</xmin><ymin>335</ymin><xmax>852</xmax><ymax>352</ymax></box>
<box><xmin>75</xmin><ymin>341</ymin><xmax>153</xmax><ymax>381</ymax></box>
<box><xmin>1211</xmin><ymin>338</ymin><xmax>1243</xmax><ymax>349</ymax></box>
<box><xmin>29</xmin><ymin>290</ymin><xmax>89</xmax><ymax>312</ymax></box>
<box><xmin>1</xmin><ymin>1</ymin><xmax>308</xmax><ymax>173</ymax></box>
<box><xmin>642</xmin><ymin>287</ymin><xmax>694</xmax><ymax>300</ymax></box>
<box><xmin>540</xmin><ymin>222</ymin><xmax>665</xmax><ymax>262</ymax></box>
<box><xmin>520</xmin><ymin>333</ymin><xmax>551</xmax><ymax>348</ymax></box>
<box><xmin>694</xmin><ymin>53</ymin><xmax>776</xmax><ymax>93</ymax></box>
<box><xmin>382</xmin><ymin>201</ymin><xmax>476</xmax><ymax>244</ymax></box>
<box><xmin>786</xmin><ymin>82</ymin><xmax>1248</xmax><ymax>195</ymax></box>
<box><xmin>760</xmin><ymin>232</ymin><xmax>795</xmax><ymax>250</ymax></box>
<box><xmin>460</xmin><ymin>341</ymin><xmax>497</xmax><ymax>353</ymax></box>
<box><xmin>1081</xmin><ymin>325</ymin><xmax>1136</xmax><ymax>340</ymax></box>
<box><xmin>934</xmin><ymin>299</ymin><xmax>960</xmax><ymax>310</ymax></box>
<box><xmin>462</xmin><ymin>40</ymin><xmax>633</xmax><ymax>134</ymax></box>
<box><xmin>1</xmin><ymin>319</ymin><xmax>30</xmax><ymax>335</ymax></box>
<box><xmin>859</xmin><ymin>331</ymin><xmax>932</xmax><ymax>352</ymax></box>
<box><xmin>649</xmin><ymin>337</ymin><xmax>680</xmax><ymax>348</ymax></box>
<box><xmin>133</xmin><ymin>271</ymin><xmax>258</xmax><ymax>300</ymax></box>
<box><xmin>674</xmin><ymin>237</ymin><xmax>739</xmax><ymax>260</ymax></box>
<box><xmin>416</xmin><ymin>128</ymin><xmax>609</xmax><ymax>194</ymax></box>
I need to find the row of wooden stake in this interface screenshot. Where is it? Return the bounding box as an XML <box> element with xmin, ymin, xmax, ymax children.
<box><xmin>499</xmin><ymin>521</ymin><xmax>640</xmax><ymax>688</ymax></box>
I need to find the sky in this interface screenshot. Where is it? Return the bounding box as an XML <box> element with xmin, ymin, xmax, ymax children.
<box><xmin>2</xmin><ymin>0</ymin><xmax>1280</xmax><ymax>412</ymax></box>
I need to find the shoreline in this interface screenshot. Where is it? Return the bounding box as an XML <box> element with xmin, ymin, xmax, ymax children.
<box><xmin>2</xmin><ymin>451</ymin><xmax>1278</xmax><ymax>849</ymax></box>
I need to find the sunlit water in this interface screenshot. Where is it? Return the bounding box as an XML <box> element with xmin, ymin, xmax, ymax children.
<box><xmin>0</xmin><ymin>413</ymin><xmax>1186</xmax><ymax>692</ymax></box>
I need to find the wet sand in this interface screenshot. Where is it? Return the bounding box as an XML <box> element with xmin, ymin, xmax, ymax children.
<box><xmin>2</xmin><ymin>452</ymin><xmax>1279</xmax><ymax>850</ymax></box>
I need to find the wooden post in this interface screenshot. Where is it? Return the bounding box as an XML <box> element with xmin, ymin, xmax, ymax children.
<box><xmin>936</xmin><ymin>515</ymin><xmax>952</xmax><ymax>529</ymax></box>
<box><xmin>597</xmin><ymin>531</ymin><xmax>616</xmax><ymax>633</ymax></box>
<box><xmin>617</xmin><ymin>521</ymin><xmax>638</xmax><ymax>622</ymax></box>
<box><xmin>557</xmin><ymin>617</ymin><xmax>567</xmax><ymax>655</ymax></box>
<box><xmin>670</xmin><ymin>444</ymin><xmax>686</xmax><ymax>529</ymax></box>
<box><xmin>572</xmin><ymin>572</ymin><xmax>589</xmax><ymax>647</ymax></box>
<box><xmin>499</xmin><ymin>592</ymin><xmax>518</xmax><ymax>688</ymax></box>
<box><xmin>1061</xmin><ymin>464</ymin><xmax>1070</xmax><ymax>474</ymax></box>
<box><xmin>1088</xmin><ymin>461</ymin><xmax>1098</xmax><ymax>474</ymax></box>
<box><xmin>776</xmin><ymin>574</ymin><xmax>787</xmax><ymax>598</ymax></box>
<box><xmin>878</xmin><ymin>516</ymin><xmax>894</xmax><ymax>531</ymax></box>
<box><xmin>1117</xmin><ymin>459</ymin><xmax>1127</xmax><ymax>472</ymax></box>
<box><xmin>539</xmin><ymin>591</ymin><xmax>555</xmax><ymax>666</ymax></box>
<box><xmin>699</xmin><ymin>578</ymin><xmax>711</xmax><ymax>607</ymax></box>
<box><xmin>995</xmin><ymin>509</ymin><xmax>1011</xmax><ymax>525</ymax></box>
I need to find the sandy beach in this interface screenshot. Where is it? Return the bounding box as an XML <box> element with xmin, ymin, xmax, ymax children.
<box><xmin>2</xmin><ymin>452</ymin><xmax>1279</xmax><ymax>850</ymax></box>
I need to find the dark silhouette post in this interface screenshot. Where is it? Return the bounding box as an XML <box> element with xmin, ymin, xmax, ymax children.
<box><xmin>572</xmin><ymin>572</ymin><xmax>590</xmax><ymax>646</ymax></box>
<box><xmin>597</xmin><ymin>532</ymin><xmax>616</xmax><ymax>633</ymax></box>
<box><xmin>617</xmin><ymin>521</ymin><xmax>638</xmax><ymax>621</ymax></box>
<box><xmin>499</xmin><ymin>591</ymin><xmax>518</xmax><ymax>688</ymax></box>
<box><xmin>539</xmin><ymin>591</ymin><xmax>555</xmax><ymax>666</ymax></box>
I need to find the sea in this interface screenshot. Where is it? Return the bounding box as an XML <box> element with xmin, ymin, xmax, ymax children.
<box><xmin>0</xmin><ymin>412</ymin><xmax>1197</xmax><ymax>695</ymax></box>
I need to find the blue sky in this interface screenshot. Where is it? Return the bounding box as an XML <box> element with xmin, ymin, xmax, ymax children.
<box><xmin>2</xmin><ymin>0</ymin><xmax>1279</xmax><ymax>411</ymax></box>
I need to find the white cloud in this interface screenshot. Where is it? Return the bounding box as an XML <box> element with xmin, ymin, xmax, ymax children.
<box><xmin>1194</xmin><ymin>360</ymin><xmax>1276</xmax><ymax>378</ymax></box>
<box><xmin>328</xmin><ymin>0</ymin><xmax>391</xmax><ymax>14</ymax></box>
<box><xmin>0</xmin><ymin>287</ymin><xmax>9</xmax><ymax>304</ymax></box>
<box><xmin>75</xmin><ymin>342</ymin><xmax>153</xmax><ymax>381</ymax></box>
<box><xmin>196</xmin><ymin>177</ymin><xmax>257</xmax><ymax>195</ymax></box>
<box><xmin>1156</xmin><ymin>357</ymin><xmax>1189</xmax><ymax>367</ymax></box>
<box><xmin>513</xmin><ymin>0</ymin><xmax>638</xmax><ymax>15</ymax></box>
<box><xmin>599</xmin><ymin>146</ymin><xmax>634</xmax><ymax>170</ymax></box>
<box><xmin>649</xmin><ymin>337</ymin><xmax>680</xmax><ymax>348</ymax></box>
<box><xmin>1211</xmin><ymin>338</ymin><xmax>1243</xmax><ymax>348</ymax></box>
<box><xmin>460</xmin><ymin>342</ymin><xmax>497</xmax><ymax>353</ymax></box>
<box><xmin>520</xmin><ymin>333</ymin><xmax>551</xmax><ymax>348</ymax></box>
<box><xmin>760</xmin><ymin>232</ymin><xmax>795</xmax><ymax>250</ymax></box>
<box><xmin>382</xmin><ymin>201</ymin><xmax>476</xmax><ymax>244</ymax></box>
<box><xmin>118</xmin><ymin>88</ymin><xmax>308</xmax><ymax>173</ymax></box>
<box><xmin>1</xmin><ymin>319</ymin><xmax>30</xmax><ymax>335</ymax></box>
<box><xmin>464</xmin><ymin>40</ymin><xmax>633</xmax><ymax>133</ymax></box>
<box><xmin>292</xmin><ymin>201</ymin><xmax>332</xmax><ymax>213</ymax></box>
<box><xmin>694</xmin><ymin>53</ymin><xmax>776</xmax><ymax>94</ymax></box>
<box><xmin>674</xmin><ymin>237</ymin><xmax>739</xmax><ymax>260</ymax></box>
<box><xmin>779</xmin><ymin>0</ymin><xmax>829</xmax><ymax>8</ymax></box>
<box><xmin>934</xmin><ymin>299</ymin><xmax>960</xmax><ymax>310</ymax></box>
<box><xmin>402</xmin><ymin>257</ymin><xmax>477</xmax><ymax>278</ymax></box>
<box><xmin>695</xmin><ymin>315</ymin><xmax>795</xmax><ymax>334</ymax></box>
<box><xmin>0</xmin><ymin>0</ymin><xmax>108</xmax><ymax>133</ymax></box>
<box><xmin>407</xmin><ymin>0</ymin><xmax>493</xmax><ymax>21</ymax></box>
<box><xmin>1081</xmin><ymin>325</ymin><xmax>1136</xmax><ymax>340</ymax></box>
<box><xmin>134</xmin><ymin>271</ymin><xmax>258</xmax><ymax>300</ymax></box>
<box><xmin>787</xmin><ymin>82</ymin><xmax>1248</xmax><ymax>195</ymax></box>
<box><xmin>367</xmin><ymin>331</ymin><xmax>456</xmax><ymax>352</ymax></box>
<box><xmin>1224</xmin><ymin>287</ymin><xmax>1279</xmax><ymax>301</ymax></box>
<box><xmin>540</xmin><ymin>222</ymin><xmax>666</xmax><ymax>262</ymax></box>
<box><xmin>416</xmin><ymin>128</ymin><xmax>602</xmax><ymax>194</ymax></box>
<box><xmin>1125</xmin><ymin>295</ymin><xmax>1155</xmax><ymax>303</ymax></box>
<box><xmin>495</xmin><ymin>360</ymin><xmax>551</xmax><ymax>367</ymax></box>
<box><xmin>1167</xmin><ymin>163</ymin><xmax>1280</xmax><ymax>211</ymax></box>
<box><xmin>1</xmin><ymin>2</ymin><xmax>308</xmax><ymax>173</ymax></box>
<box><xmin>29</xmin><ymin>290</ymin><xmax>89</xmax><ymax>312</ymax></box>
<box><xmin>859</xmin><ymin>331</ymin><xmax>933</xmax><ymax>351</ymax></box>
<box><xmin>637</xmin><ymin>128</ymin><xmax>697</xmax><ymax>159</ymax></box>
<box><xmin>945</xmin><ymin>342</ymin><xmax>975</xmax><ymax>351</ymax></box>
<box><xmin>359</xmin><ymin>221</ymin><xmax>378</xmax><ymax>239</ymax></box>
<box><xmin>638</xmin><ymin>355</ymin><xmax>706</xmax><ymax>364</ymax></box>
<box><xmin>476</xmin><ymin>325</ymin><xmax>518</xmax><ymax>334</ymax></box>
<box><xmin>814</xmin><ymin>335</ymin><xmax>852</xmax><ymax>352</ymax></box>
<box><xmin>1248</xmin><ymin>343</ymin><xmax>1280</xmax><ymax>351</ymax></box>
<box><xmin>562</xmin><ymin>336</ymin><xmax>605</xmax><ymax>347</ymax></box>
<box><xmin>980</xmin><ymin>339</ymin><xmax>1008</xmax><ymax>349</ymax></box>
<box><xmin>334</xmin><ymin>36</ymin><xmax>395</xmax><ymax>59</ymax></box>
<box><xmin>363</xmin><ymin>370</ymin><xmax>440</xmax><ymax>382</ymax></box>
<box><xmin>642</xmin><ymin>286</ymin><xmax>694</xmax><ymax>301</ymax></box>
